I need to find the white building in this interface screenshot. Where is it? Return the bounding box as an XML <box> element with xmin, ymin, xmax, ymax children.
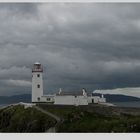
<box><xmin>54</xmin><ymin>92</ymin><xmax>88</xmax><ymax>106</ymax></box>
<box><xmin>88</xmin><ymin>95</ymin><xmax>106</xmax><ymax>104</ymax></box>
<box><xmin>31</xmin><ymin>63</ymin><xmax>106</xmax><ymax>105</ymax></box>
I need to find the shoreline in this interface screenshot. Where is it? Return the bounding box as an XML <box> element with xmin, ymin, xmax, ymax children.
<box><xmin>0</xmin><ymin>101</ymin><xmax>140</xmax><ymax>110</ymax></box>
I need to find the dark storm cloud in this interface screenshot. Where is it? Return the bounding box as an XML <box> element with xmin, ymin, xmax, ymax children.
<box><xmin>0</xmin><ymin>3</ymin><xmax>140</xmax><ymax>96</ymax></box>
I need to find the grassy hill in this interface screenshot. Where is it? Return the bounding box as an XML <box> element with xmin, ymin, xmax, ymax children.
<box><xmin>0</xmin><ymin>105</ymin><xmax>56</xmax><ymax>132</ymax></box>
<box><xmin>0</xmin><ymin>104</ymin><xmax>140</xmax><ymax>132</ymax></box>
<box><xmin>38</xmin><ymin>104</ymin><xmax>140</xmax><ymax>132</ymax></box>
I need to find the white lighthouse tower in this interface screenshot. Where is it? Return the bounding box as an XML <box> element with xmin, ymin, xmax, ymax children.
<box><xmin>32</xmin><ymin>62</ymin><xmax>43</xmax><ymax>102</ymax></box>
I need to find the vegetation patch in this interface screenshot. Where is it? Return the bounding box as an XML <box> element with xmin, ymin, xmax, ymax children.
<box><xmin>0</xmin><ymin>105</ymin><xmax>56</xmax><ymax>132</ymax></box>
<box><xmin>0</xmin><ymin>104</ymin><xmax>140</xmax><ymax>132</ymax></box>
<box><xmin>38</xmin><ymin>104</ymin><xmax>140</xmax><ymax>132</ymax></box>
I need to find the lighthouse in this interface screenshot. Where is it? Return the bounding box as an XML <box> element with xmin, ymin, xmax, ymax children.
<box><xmin>31</xmin><ymin>63</ymin><xmax>106</xmax><ymax>105</ymax></box>
<box><xmin>32</xmin><ymin>62</ymin><xmax>43</xmax><ymax>102</ymax></box>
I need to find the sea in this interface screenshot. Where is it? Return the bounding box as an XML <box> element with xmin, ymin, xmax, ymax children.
<box><xmin>0</xmin><ymin>104</ymin><xmax>9</xmax><ymax>109</ymax></box>
<box><xmin>112</xmin><ymin>101</ymin><xmax>140</xmax><ymax>108</ymax></box>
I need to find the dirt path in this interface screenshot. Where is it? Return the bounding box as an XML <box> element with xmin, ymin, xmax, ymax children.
<box><xmin>34</xmin><ymin>106</ymin><xmax>61</xmax><ymax>132</ymax></box>
<box><xmin>34</xmin><ymin>106</ymin><xmax>60</xmax><ymax>121</ymax></box>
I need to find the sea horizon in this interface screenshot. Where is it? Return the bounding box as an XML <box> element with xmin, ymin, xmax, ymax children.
<box><xmin>112</xmin><ymin>101</ymin><xmax>140</xmax><ymax>108</ymax></box>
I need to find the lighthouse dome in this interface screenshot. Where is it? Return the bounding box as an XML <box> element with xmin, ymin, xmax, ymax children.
<box><xmin>32</xmin><ymin>62</ymin><xmax>43</xmax><ymax>72</ymax></box>
<box><xmin>34</xmin><ymin>62</ymin><xmax>40</xmax><ymax>65</ymax></box>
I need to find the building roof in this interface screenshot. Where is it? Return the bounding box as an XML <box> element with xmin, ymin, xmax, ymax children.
<box><xmin>42</xmin><ymin>95</ymin><xmax>55</xmax><ymax>97</ymax></box>
<box><xmin>56</xmin><ymin>91</ymin><xmax>91</xmax><ymax>96</ymax></box>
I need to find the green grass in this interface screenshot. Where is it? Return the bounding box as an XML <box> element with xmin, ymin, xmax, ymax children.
<box><xmin>38</xmin><ymin>104</ymin><xmax>140</xmax><ymax>132</ymax></box>
<box><xmin>37</xmin><ymin>104</ymin><xmax>77</xmax><ymax>118</ymax></box>
<box><xmin>0</xmin><ymin>104</ymin><xmax>140</xmax><ymax>132</ymax></box>
<box><xmin>57</xmin><ymin>111</ymin><xmax>140</xmax><ymax>132</ymax></box>
<box><xmin>0</xmin><ymin>105</ymin><xmax>56</xmax><ymax>132</ymax></box>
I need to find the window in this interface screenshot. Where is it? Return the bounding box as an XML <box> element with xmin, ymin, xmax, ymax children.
<box><xmin>37</xmin><ymin>84</ymin><xmax>40</xmax><ymax>88</ymax></box>
<box><xmin>37</xmin><ymin>74</ymin><xmax>40</xmax><ymax>77</ymax></box>
<box><xmin>46</xmin><ymin>98</ymin><xmax>51</xmax><ymax>101</ymax></box>
<box><xmin>37</xmin><ymin>97</ymin><xmax>40</xmax><ymax>101</ymax></box>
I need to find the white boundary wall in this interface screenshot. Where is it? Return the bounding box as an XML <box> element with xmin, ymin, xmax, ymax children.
<box><xmin>54</xmin><ymin>95</ymin><xmax>88</xmax><ymax>105</ymax></box>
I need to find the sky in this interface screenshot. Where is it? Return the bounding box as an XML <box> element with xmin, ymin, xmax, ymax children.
<box><xmin>0</xmin><ymin>3</ymin><xmax>140</xmax><ymax>97</ymax></box>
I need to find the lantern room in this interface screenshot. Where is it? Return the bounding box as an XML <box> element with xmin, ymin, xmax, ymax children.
<box><xmin>32</xmin><ymin>62</ymin><xmax>43</xmax><ymax>72</ymax></box>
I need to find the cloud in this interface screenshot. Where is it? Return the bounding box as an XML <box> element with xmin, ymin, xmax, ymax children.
<box><xmin>94</xmin><ymin>87</ymin><xmax>140</xmax><ymax>98</ymax></box>
<box><xmin>4</xmin><ymin>79</ymin><xmax>31</xmax><ymax>87</ymax></box>
<box><xmin>0</xmin><ymin>3</ymin><xmax>140</xmax><ymax>97</ymax></box>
